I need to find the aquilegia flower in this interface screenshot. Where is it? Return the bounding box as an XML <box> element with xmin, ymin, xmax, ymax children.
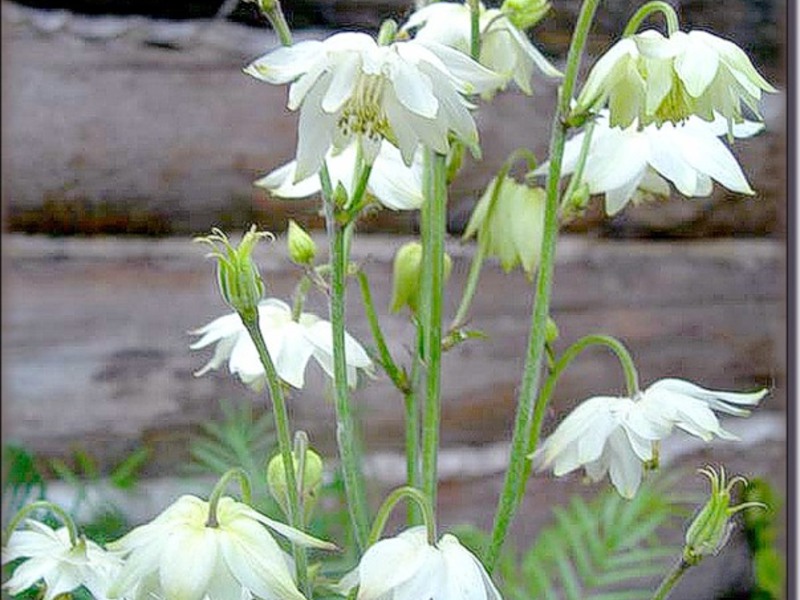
<box><xmin>533</xmin><ymin>111</ymin><xmax>764</xmax><ymax>215</ymax></box>
<box><xmin>191</xmin><ymin>298</ymin><xmax>374</xmax><ymax>389</ymax></box>
<box><xmin>574</xmin><ymin>29</ymin><xmax>776</xmax><ymax>128</ymax></box>
<box><xmin>401</xmin><ymin>0</ymin><xmax>561</xmax><ymax>95</ymax></box>
<box><xmin>257</xmin><ymin>140</ymin><xmax>424</xmax><ymax>211</ymax></box>
<box><xmin>244</xmin><ymin>31</ymin><xmax>504</xmax><ymax>180</ymax></box>
<box><xmin>531</xmin><ymin>378</ymin><xmax>766</xmax><ymax>498</ymax></box>
<box><xmin>108</xmin><ymin>495</ymin><xmax>335</xmax><ymax>600</ymax></box>
<box><xmin>337</xmin><ymin>526</ymin><xmax>501</xmax><ymax>599</ymax></box>
<box><xmin>2</xmin><ymin>521</ymin><xmax>122</xmax><ymax>600</ymax></box>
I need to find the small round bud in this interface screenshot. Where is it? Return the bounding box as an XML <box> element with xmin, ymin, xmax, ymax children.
<box><xmin>267</xmin><ymin>448</ymin><xmax>324</xmax><ymax>522</ymax></box>
<box><xmin>390</xmin><ymin>242</ymin><xmax>452</xmax><ymax>314</ymax></box>
<box><xmin>545</xmin><ymin>316</ymin><xmax>559</xmax><ymax>345</ymax></box>
<box><xmin>286</xmin><ymin>220</ymin><xmax>317</xmax><ymax>266</ymax></box>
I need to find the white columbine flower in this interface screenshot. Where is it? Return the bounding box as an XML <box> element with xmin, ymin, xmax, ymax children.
<box><xmin>2</xmin><ymin>521</ymin><xmax>123</xmax><ymax>600</ymax></box>
<box><xmin>401</xmin><ymin>1</ymin><xmax>561</xmax><ymax>95</ymax></box>
<box><xmin>575</xmin><ymin>29</ymin><xmax>776</xmax><ymax>128</ymax></box>
<box><xmin>337</xmin><ymin>526</ymin><xmax>501</xmax><ymax>600</ymax></box>
<box><xmin>191</xmin><ymin>298</ymin><xmax>374</xmax><ymax>390</ymax></box>
<box><xmin>531</xmin><ymin>378</ymin><xmax>766</xmax><ymax>498</ymax></box>
<box><xmin>108</xmin><ymin>495</ymin><xmax>335</xmax><ymax>600</ymax></box>
<box><xmin>244</xmin><ymin>31</ymin><xmax>505</xmax><ymax>180</ymax></box>
<box><xmin>533</xmin><ymin>111</ymin><xmax>764</xmax><ymax>215</ymax></box>
<box><xmin>257</xmin><ymin>141</ymin><xmax>424</xmax><ymax>211</ymax></box>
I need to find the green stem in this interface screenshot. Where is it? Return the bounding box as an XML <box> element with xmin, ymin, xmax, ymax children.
<box><xmin>291</xmin><ymin>274</ymin><xmax>313</xmax><ymax>321</ymax></box>
<box><xmin>468</xmin><ymin>0</ymin><xmax>481</xmax><ymax>60</ymax></box>
<box><xmin>368</xmin><ymin>486</ymin><xmax>437</xmax><ymax>547</ymax></box>
<box><xmin>651</xmin><ymin>559</ymin><xmax>692</xmax><ymax>600</ymax></box>
<box><xmin>206</xmin><ymin>468</ymin><xmax>253</xmax><ymax>527</ymax></box>
<box><xmin>559</xmin><ymin>119</ymin><xmax>595</xmax><ymax>215</ymax></box>
<box><xmin>622</xmin><ymin>1</ymin><xmax>680</xmax><ymax>37</ymax></box>
<box><xmin>260</xmin><ymin>0</ymin><xmax>293</xmax><ymax>46</ymax></box>
<box><xmin>357</xmin><ymin>270</ymin><xmax>405</xmax><ymax>390</ymax></box>
<box><xmin>404</xmin><ymin>326</ymin><xmax>424</xmax><ymax>525</ymax></box>
<box><xmin>485</xmin><ymin>0</ymin><xmax>602</xmax><ymax>573</ymax></box>
<box><xmin>325</xmin><ymin>211</ymin><xmax>370</xmax><ymax>551</ymax></box>
<box><xmin>420</xmin><ymin>150</ymin><xmax>448</xmax><ymax>516</ymax></box>
<box><xmin>519</xmin><ymin>334</ymin><xmax>639</xmax><ymax>496</ymax></box>
<box><xmin>450</xmin><ymin>243</ymin><xmax>486</xmax><ymax>331</ymax></box>
<box><xmin>3</xmin><ymin>501</ymin><xmax>80</xmax><ymax>548</ymax></box>
<box><xmin>240</xmin><ymin>316</ymin><xmax>310</xmax><ymax>596</ymax></box>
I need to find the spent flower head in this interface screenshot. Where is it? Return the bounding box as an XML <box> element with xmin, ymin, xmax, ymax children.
<box><xmin>245</xmin><ymin>31</ymin><xmax>504</xmax><ymax>180</ymax></box>
<box><xmin>683</xmin><ymin>465</ymin><xmax>766</xmax><ymax>565</ymax></box>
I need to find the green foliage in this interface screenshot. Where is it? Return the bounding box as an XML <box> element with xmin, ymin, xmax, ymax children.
<box><xmin>454</xmin><ymin>476</ymin><xmax>687</xmax><ymax>600</ymax></box>
<box><xmin>2</xmin><ymin>445</ymin><xmax>47</xmax><ymax>521</ymax></box>
<box><xmin>742</xmin><ymin>478</ymin><xmax>785</xmax><ymax>599</ymax></box>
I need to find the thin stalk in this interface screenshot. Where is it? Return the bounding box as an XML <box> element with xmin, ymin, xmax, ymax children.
<box><xmin>650</xmin><ymin>559</ymin><xmax>692</xmax><ymax>600</ymax></box>
<box><xmin>450</xmin><ymin>243</ymin><xmax>486</xmax><ymax>331</ymax></box>
<box><xmin>239</xmin><ymin>317</ymin><xmax>310</xmax><ymax>596</ymax></box>
<box><xmin>404</xmin><ymin>325</ymin><xmax>424</xmax><ymax>525</ymax></box>
<box><xmin>468</xmin><ymin>0</ymin><xmax>481</xmax><ymax>60</ymax></box>
<box><xmin>485</xmin><ymin>0</ymin><xmax>602</xmax><ymax>573</ymax></box>
<box><xmin>357</xmin><ymin>270</ymin><xmax>405</xmax><ymax>390</ymax></box>
<box><xmin>559</xmin><ymin>119</ymin><xmax>596</xmax><ymax>216</ymax></box>
<box><xmin>206</xmin><ymin>467</ymin><xmax>253</xmax><ymax>527</ymax></box>
<box><xmin>260</xmin><ymin>0</ymin><xmax>293</xmax><ymax>46</ymax></box>
<box><xmin>419</xmin><ymin>150</ymin><xmax>448</xmax><ymax>516</ymax></box>
<box><xmin>3</xmin><ymin>501</ymin><xmax>79</xmax><ymax>548</ymax></box>
<box><xmin>325</xmin><ymin>211</ymin><xmax>370</xmax><ymax>551</ymax></box>
<box><xmin>368</xmin><ymin>486</ymin><xmax>437</xmax><ymax>547</ymax></box>
<box><xmin>622</xmin><ymin>1</ymin><xmax>679</xmax><ymax>37</ymax></box>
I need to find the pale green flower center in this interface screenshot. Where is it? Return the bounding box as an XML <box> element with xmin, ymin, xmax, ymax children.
<box><xmin>338</xmin><ymin>74</ymin><xmax>391</xmax><ymax>142</ymax></box>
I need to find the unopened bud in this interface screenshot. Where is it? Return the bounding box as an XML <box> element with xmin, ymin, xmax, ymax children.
<box><xmin>267</xmin><ymin>447</ymin><xmax>324</xmax><ymax>522</ymax></box>
<box><xmin>500</xmin><ymin>0</ymin><xmax>550</xmax><ymax>31</ymax></box>
<box><xmin>545</xmin><ymin>316</ymin><xmax>559</xmax><ymax>345</ymax></box>
<box><xmin>287</xmin><ymin>220</ymin><xmax>317</xmax><ymax>266</ymax></box>
<box><xmin>390</xmin><ymin>241</ymin><xmax>452</xmax><ymax>314</ymax></box>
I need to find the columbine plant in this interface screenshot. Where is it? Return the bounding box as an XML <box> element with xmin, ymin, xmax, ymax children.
<box><xmin>4</xmin><ymin>0</ymin><xmax>778</xmax><ymax>599</ymax></box>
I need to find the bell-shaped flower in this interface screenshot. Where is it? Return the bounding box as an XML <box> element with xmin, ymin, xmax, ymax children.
<box><xmin>463</xmin><ymin>175</ymin><xmax>545</xmax><ymax>276</ymax></box>
<box><xmin>2</xmin><ymin>520</ymin><xmax>123</xmax><ymax>600</ymax></box>
<box><xmin>533</xmin><ymin>111</ymin><xmax>764</xmax><ymax>215</ymax></box>
<box><xmin>337</xmin><ymin>526</ymin><xmax>501</xmax><ymax>599</ymax></box>
<box><xmin>257</xmin><ymin>141</ymin><xmax>424</xmax><ymax>211</ymax></box>
<box><xmin>191</xmin><ymin>298</ymin><xmax>374</xmax><ymax>390</ymax></box>
<box><xmin>531</xmin><ymin>378</ymin><xmax>766</xmax><ymax>498</ymax></box>
<box><xmin>107</xmin><ymin>495</ymin><xmax>335</xmax><ymax>600</ymax></box>
<box><xmin>401</xmin><ymin>0</ymin><xmax>561</xmax><ymax>96</ymax></box>
<box><xmin>245</xmin><ymin>31</ymin><xmax>505</xmax><ymax>180</ymax></box>
<box><xmin>574</xmin><ymin>28</ymin><xmax>775</xmax><ymax>128</ymax></box>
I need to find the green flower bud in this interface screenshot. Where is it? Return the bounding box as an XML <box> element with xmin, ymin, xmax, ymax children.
<box><xmin>390</xmin><ymin>241</ymin><xmax>452</xmax><ymax>314</ymax></box>
<box><xmin>195</xmin><ymin>225</ymin><xmax>272</xmax><ymax>321</ymax></box>
<box><xmin>562</xmin><ymin>181</ymin><xmax>590</xmax><ymax>222</ymax></box>
<box><xmin>500</xmin><ymin>0</ymin><xmax>550</xmax><ymax>31</ymax></box>
<box><xmin>683</xmin><ymin>465</ymin><xmax>766</xmax><ymax>566</ymax></box>
<box><xmin>267</xmin><ymin>447</ymin><xmax>324</xmax><ymax>522</ymax></box>
<box><xmin>545</xmin><ymin>316</ymin><xmax>559</xmax><ymax>345</ymax></box>
<box><xmin>463</xmin><ymin>176</ymin><xmax>546</xmax><ymax>278</ymax></box>
<box><xmin>286</xmin><ymin>219</ymin><xmax>317</xmax><ymax>266</ymax></box>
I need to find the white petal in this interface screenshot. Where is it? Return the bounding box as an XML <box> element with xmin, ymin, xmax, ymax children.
<box><xmin>159</xmin><ymin>528</ymin><xmax>216</xmax><ymax>600</ymax></box>
<box><xmin>244</xmin><ymin>41</ymin><xmax>324</xmax><ymax>85</ymax></box>
<box><xmin>606</xmin><ymin>429</ymin><xmax>643</xmax><ymax>499</ymax></box>
<box><xmin>255</xmin><ymin>160</ymin><xmax>323</xmax><ymax>199</ymax></box>
<box><xmin>367</xmin><ymin>144</ymin><xmax>424</xmax><ymax>210</ymax></box>
<box><xmin>389</xmin><ymin>56</ymin><xmax>439</xmax><ymax>119</ymax></box>
<box><xmin>671</xmin><ymin>128</ymin><xmax>754</xmax><ymax>194</ymax></box>
<box><xmin>321</xmin><ymin>52</ymin><xmax>361</xmax><ymax>114</ymax></box>
<box><xmin>356</xmin><ymin>537</ymin><xmax>427</xmax><ymax>599</ymax></box>
<box><xmin>295</xmin><ymin>75</ymin><xmax>337</xmax><ymax>181</ymax></box>
<box><xmin>440</xmin><ymin>536</ymin><xmax>490</xmax><ymax>600</ymax></box>
<box><xmin>674</xmin><ymin>34</ymin><xmax>720</xmax><ymax>97</ymax></box>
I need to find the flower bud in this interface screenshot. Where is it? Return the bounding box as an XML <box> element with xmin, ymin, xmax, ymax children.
<box><xmin>562</xmin><ymin>181</ymin><xmax>590</xmax><ymax>222</ymax></box>
<box><xmin>267</xmin><ymin>447</ymin><xmax>324</xmax><ymax>522</ymax></box>
<box><xmin>390</xmin><ymin>241</ymin><xmax>453</xmax><ymax>314</ymax></box>
<box><xmin>286</xmin><ymin>219</ymin><xmax>317</xmax><ymax>266</ymax></box>
<box><xmin>500</xmin><ymin>0</ymin><xmax>550</xmax><ymax>31</ymax></box>
<box><xmin>463</xmin><ymin>176</ymin><xmax>545</xmax><ymax>277</ymax></box>
<box><xmin>195</xmin><ymin>225</ymin><xmax>272</xmax><ymax>321</ymax></box>
<box><xmin>683</xmin><ymin>465</ymin><xmax>766</xmax><ymax>566</ymax></box>
<box><xmin>545</xmin><ymin>316</ymin><xmax>559</xmax><ymax>345</ymax></box>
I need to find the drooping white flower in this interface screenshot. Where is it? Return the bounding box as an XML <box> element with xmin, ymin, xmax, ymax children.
<box><xmin>257</xmin><ymin>141</ymin><xmax>424</xmax><ymax>211</ymax></box>
<box><xmin>533</xmin><ymin>111</ymin><xmax>764</xmax><ymax>215</ymax></box>
<box><xmin>531</xmin><ymin>378</ymin><xmax>767</xmax><ymax>498</ymax></box>
<box><xmin>191</xmin><ymin>298</ymin><xmax>374</xmax><ymax>390</ymax></box>
<box><xmin>401</xmin><ymin>1</ymin><xmax>561</xmax><ymax>95</ymax></box>
<box><xmin>575</xmin><ymin>29</ymin><xmax>776</xmax><ymax>128</ymax></box>
<box><xmin>337</xmin><ymin>526</ymin><xmax>501</xmax><ymax>600</ymax></box>
<box><xmin>2</xmin><ymin>521</ymin><xmax>123</xmax><ymax>600</ymax></box>
<box><xmin>245</xmin><ymin>31</ymin><xmax>505</xmax><ymax>180</ymax></box>
<box><xmin>107</xmin><ymin>495</ymin><xmax>335</xmax><ymax>600</ymax></box>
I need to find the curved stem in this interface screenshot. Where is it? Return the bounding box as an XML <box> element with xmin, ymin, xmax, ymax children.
<box><xmin>261</xmin><ymin>0</ymin><xmax>293</xmax><ymax>46</ymax></box>
<box><xmin>368</xmin><ymin>487</ymin><xmax>437</xmax><ymax>547</ymax></box>
<box><xmin>4</xmin><ymin>501</ymin><xmax>80</xmax><ymax>548</ymax></box>
<box><xmin>240</xmin><ymin>316</ymin><xmax>310</xmax><ymax>595</ymax></box>
<box><xmin>651</xmin><ymin>559</ymin><xmax>692</xmax><ymax>600</ymax></box>
<box><xmin>291</xmin><ymin>274</ymin><xmax>313</xmax><ymax>321</ymax></box>
<box><xmin>485</xmin><ymin>0</ymin><xmax>602</xmax><ymax>573</ymax></box>
<box><xmin>206</xmin><ymin>468</ymin><xmax>253</xmax><ymax>527</ymax></box>
<box><xmin>622</xmin><ymin>1</ymin><xmax>680</xmax><ymax>37</ymax></box>
<box><xmin>450</xmin><ymin>243</ymin><xmax>486</xmax><ymax>331</ymax></box>
<box><xmin>420</xmin><ymin>150</ymin><xmax>448</xmax><ymax>517</ymax></box>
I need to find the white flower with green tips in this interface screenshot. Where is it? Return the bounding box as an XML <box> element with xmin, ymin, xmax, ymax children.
<box><xmin>534</xmin><ymin>111</ymin><xmax>764</xmax><ymax>215</ymax></box>
<box><xmin>245</xmin><ymin>31</ymin><xmax>505</xmax><ymax>180</ymax></box>
<box><xmin>402</xmin><ymin>0</ymin><xmax>561</xmax><ymax>95</ymax></box>
<box><xmin>575</xmin><ymin>29</ymin><xmax>776</xmax><ymax>128</ymax></box>
<box><xmin>532</xmin><ymin>378</ymin><xmax>767</xmax><ymax>498</ymax></box>
<box><xmin>337</xmin><ymin>526</ymin><xmax>502</xmax><ymax>599</ymax></box>
<box><xmin>257</xmin><ymin>141</ymin><xmax>424</xmax><ymax>211</ymax></box>
<box><xmin>191</xmin><ymin>298</ymin><xmax>374</xmax><ymax>390</ymax></box>
<box><xmin>2</xmin><ymin>521</ymin><xmax>122</xmax><ymax>600</ymax></box>
<box><xmin>107</xmin><ymin>495</ymin><xmax>336</xmax><ymax>600</ymax></box>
